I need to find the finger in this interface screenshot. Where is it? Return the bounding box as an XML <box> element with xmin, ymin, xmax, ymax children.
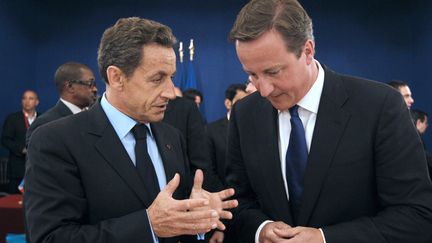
<box><xmin>216</xmin><ymin>220</ymin><xmax>226</xmax><ymax>231</ymax></box>
<box><xmin>216</xmin><ymin>188</ymin><xmax>235</xmax><ymax>200</ymax></box>
<box><xmin>218</xmin><ymin>210</ymin><xmax>233</xmax><ymax>219</ymax></box>
<box><xmin>176</xmin><ymin>221</ymin><xmax>217</xmax><ymax>235</ymax></box>
<box><xmin>274</xmin><ymin>227</ymin><xmax>298</xmax><ymax>238</ymax></box>
<box><xmin>193</xmin><ymin>169</ymin><xmax>204</xmax><ymax>191</ymax></box>
<box><xmin>173</xmin><ymin>198</ymin><xmax>209</xmax><ymax>211</ymax></box>
<box><xmin>177</xmin><ymin>209</ymin><xmax>219</xmax><ymax>222</ymax></box>
<box><xmin>273</xmin><ymin>221</ymin><xmax>292</xmax><ymax>229</ymax></box>
<box><xmin>221</xmin><ymin>199</ymin><xmax>238</xmax><ymax>210</ymax></box>
<box><xmin>177</xmin><ymin>215</ymin><xmax>219</xmax><ymax>234</ymax></box>
<box><xmin>164</xmin><ymin>173</ymin><xmax>180</xmax><ymax>196</ymax></box>
<box><xmin>209</xmin><ymin>231</ymin><xmax>224</xmax><ymax>243</ymax></box>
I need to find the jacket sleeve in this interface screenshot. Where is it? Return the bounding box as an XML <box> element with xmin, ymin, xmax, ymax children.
<box><xmin>1</xmin><ymin>114</ymin><xmax>25</xmax><ymax>156</ymax></box>
<box><xmin>24</xmin><ymin>126</ymin><xmax>155</xmax><ymax>243</ymax></box>
<box><xmin>321</xmin><ymin>89</ymin><xmax>432</xmax><ymax>242</ymax></box>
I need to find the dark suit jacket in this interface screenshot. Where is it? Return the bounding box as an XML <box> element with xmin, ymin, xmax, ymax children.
<box><xmin>164</xmin><ymin>97</ymin><xmax>223</xmax><ymax>192</ymax></box>
<box><xmin>1</xmin><ymin>111</ymin><xmax>40</xmax><ymax>178</ymax></box>
<box><xmin>226</xmin><ymin>66</ymin><xmax>432</xmax><ymax>242</ymax></box>
<box><xmin>206</xmin><ymin>117</ymin><xmax>239</xmax><ymax>242</ymax></box>
<box><xmin>26</xmin><ymin>100</ymin><xmax>72</xmax><ymax>146</ymax></box>
<box><xmin>206</xmin><ymin>117</ymin><xmax>229</xmax><ymax>185</ymax></box>
<box><xmin>25</xmin><ymin>101</ymin><xmax>195</xmax><ymax>243</ymax></box>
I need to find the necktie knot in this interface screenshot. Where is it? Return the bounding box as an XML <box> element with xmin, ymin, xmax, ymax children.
<box><xmin>289</xmin><ymin>105</ymin><xmax>300</xmax><ymax>117</ymax></box>
<box><xmin>132</xmin><ymin>124</ymin><xmax>148</xmax><ymax>140</ymax></box>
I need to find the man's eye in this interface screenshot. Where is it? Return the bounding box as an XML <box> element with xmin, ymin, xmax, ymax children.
<box><xmin>267</xmin><ymin>70</ymin><xmax>280</xmax><ymax>75</ymax></box>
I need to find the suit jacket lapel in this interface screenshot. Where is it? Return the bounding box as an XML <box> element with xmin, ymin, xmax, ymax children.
<box><xmin>298</xmin><ymin>68</ymin><xmax>350</xmax><ymax>225</ymax></box>
<box><xmin>150</xmin><ymin>123</ymin><xmax>182</xmax><ymax>183</ymax></box>
<box><xmin>88</xmin><ymin>102</ymin><xmax>155</xmax><ymax>207</ymax></box>
<box><xmin>255</xmin><ymin>98</ymin><xmax>294</xmax><ymax>223</ymax></box>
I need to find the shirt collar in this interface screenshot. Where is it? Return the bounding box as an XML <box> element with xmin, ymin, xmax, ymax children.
<box><xmin>60</xmin><ymin>98</ymin><xmax>84</xmax><ymax>114</ymax></box>
<box><xmin>296</xmin><ymin>60</ymin><xmax>325</xmax><ymax>114</ymax></box>
<box><xmin>100</xmin><ymin>93</ymin><xmax>152</xmax><ymax>139</ymax></box>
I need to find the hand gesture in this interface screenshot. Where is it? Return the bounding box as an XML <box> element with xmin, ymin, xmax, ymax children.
<box><xmin>189</xmin><ymin>169</ymin><xmax>238</xmax><ymax>230</ymax></box>
<box><xmin>148</xmin><ymin>173</ymin><xmax>219</xmax><ymax>237</ymax></box>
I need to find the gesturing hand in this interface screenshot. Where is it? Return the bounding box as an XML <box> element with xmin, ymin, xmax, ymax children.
<box><xmin>147</xmin><ymin>173</ymin><xmax>220</xmax><ymax>237</ymax></box>
<box><xmin>189</xmin><ymin>169</ymin><xmax>238</xmax><ymax>231</ymax></box>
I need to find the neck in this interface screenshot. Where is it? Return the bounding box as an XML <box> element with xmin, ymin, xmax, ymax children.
<box><xmin>24</xmin><ymin>109</ymin><xmax>36</xmax><ymax>117</ymax></box>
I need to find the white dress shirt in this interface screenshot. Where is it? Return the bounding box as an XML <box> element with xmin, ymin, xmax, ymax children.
<box><xmin>255</xmin><ymin>60</ymin><xmax>326</xmax><ymax>242</ymax></box>
<box><xmin>60</xmin><ymin>98</ymin><xmax>85</xmax><ymax>114</ymax></box>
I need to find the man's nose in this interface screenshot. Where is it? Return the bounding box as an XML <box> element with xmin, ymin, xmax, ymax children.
<box><xmin>257</xmin><ymin>79</ymin><xmax>273</xmax><ymax>97</ymax></box>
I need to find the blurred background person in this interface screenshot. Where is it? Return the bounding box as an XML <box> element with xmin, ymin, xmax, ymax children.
<box><xmin>206</xmin><ymin>83</ymin><xmax>247</xmax><ymax>243</ymax></box>
<box><xmin>1</xmin><ymin>90</ymin><xmax>39</xmax><ymax>193</ymax></box>
<box><xmin>183</xmin><ymin>88</ymin><xmax>203</xmax><ymax>108</ymax></box>
<box><xmin>388</xmin><ymin>80</ymin><xmax>414</xmax><ymax>109</ymax></box>
<box><xmin>26</xmin><ymin>62</ymin><xmax>98</xmax><ymax>145</ymax></box>
<box><xmin>411</xmin><ymin>109</ymin><xmax>431</xmax><ymax>179</ymax></box>
<box><xmin>245</xmin><ymin>78</ymin><xmax>257</xmax><ymax>94</ymax></box>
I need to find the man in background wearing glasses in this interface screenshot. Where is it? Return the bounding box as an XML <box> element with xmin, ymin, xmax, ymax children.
<box><xmin>26</xmin><ymin>61</ymin><xmax>98</xmax><ymax>145</ymax></box>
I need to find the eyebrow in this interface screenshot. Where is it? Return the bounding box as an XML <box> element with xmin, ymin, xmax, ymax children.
<box><xmin>263</xmin><ymin>65</ymin><xmax>283</xmax><ymax>73</ymax></box>
<box><xmin>149</xmin><ymin>71</ymin><xmax>168</xmax><ymax>79</ymax></box>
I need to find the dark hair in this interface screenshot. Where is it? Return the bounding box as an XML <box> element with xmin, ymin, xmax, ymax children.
<box><xmin>97</xmin><ymin>17</ymin><xmax>177</xmax><ymax>83</ymax></box>
<box><xmin>54</xmin><ymin>62</ymin><xmax>91</xmax><ymax>93</ymax></box>
<box><xmin>229</xmin><ymin>0</ymin><xmax>314</xmax><ymax>57</ymax></box>
<box><xmin>411</xmin><ymin>109</ymin><xmax>428</xmax><ymax>123</ymax></box>
<box><xmin>225</xmin><ymin>83</ymin><xmax>246</xmax><ymax>101</ymax></box>
<box><xmin>387</xmin><ymin>80</ymin><xmax>408</xmax><ymax>90</ymax></box>
<box><xmin>183</xmin><ymin>88</ymin><xmax>203</xmax><ymax>102</ymax></box>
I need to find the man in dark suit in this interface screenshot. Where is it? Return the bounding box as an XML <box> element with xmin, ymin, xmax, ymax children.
<box><xmin>226</xmin><ymin>0</ymin><xmax>432</xmax><ymax>242</ymax></box>
<box><xmin>206</xmin><ymin>83</ymin><xmax>247</xmax><ymax>243</ymax></box>
<box><xmin>207</xmin><ymin>84</ymin><xmax>247</xmax><ymax>185</ymax></box>
<box><xmin>410</xmin><ymin>109</ymin><xmax>432</xmax><ymax>179</ymax></box>
<box><xmin>164</xmin><ymin>96</ymin><xmax>223</xmax><ymax>193</ymax></box>
<box><xmin>26</xmin><ymin>62</ymin><xmax>98</xmax><ymax>145</ymax></box>
<box><xmin>25</xmin><ymin>17</ymin><xmax>236</xmax><ymax>243</ymax></box>
<box><xmin>1</xmin><ymin>90</ymin><xmax>39</xmax><ymax>193</ymax></box>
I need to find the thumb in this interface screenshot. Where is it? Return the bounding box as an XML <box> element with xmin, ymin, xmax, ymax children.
<box><xmin>193</xmin><ymin>169</ymin><xmax>204</xmax><ymax>191</ymax></box>
<box><xmin>164</xmin><ymin>173</ymin><xmax>180</xmax><ymax>196</ymax></box>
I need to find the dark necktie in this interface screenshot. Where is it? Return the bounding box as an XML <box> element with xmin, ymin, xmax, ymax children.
<box><xmin>285</xmin><ymin>105</ymin><xmax>308</xmax><ymax>220</ymax></box>
<box><xmin>131</xmin><ymin>124</ymin><xmax>160</xmax><ymax>202</ymax></box>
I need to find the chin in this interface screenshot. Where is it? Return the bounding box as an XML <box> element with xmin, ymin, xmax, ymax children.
<box><xmin>149</xmin><ymin>114</ymin><xmax>164</xmax><ymax>123</ymax></box>
<box><xmin>269</xmin><ymin>101</ymin><xmax>289</xmax><ymax>111</ymax></box>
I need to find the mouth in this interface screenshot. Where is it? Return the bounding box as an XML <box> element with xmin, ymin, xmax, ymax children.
<box><xmin>155</xmin><ymin>103</ymin><xmax>168</xmax><ymax>110</ymax></box>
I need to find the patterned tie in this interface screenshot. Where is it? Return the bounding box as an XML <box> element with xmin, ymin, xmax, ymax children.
<box><xmin>131</xmin><ymin>124</ymin><xmax>160</xmax><ymax>202</ymax></box>
<box><xmin>285</xmin><ymin>105</ymin><xmax>308</xmax><ymax>220</ymax></box>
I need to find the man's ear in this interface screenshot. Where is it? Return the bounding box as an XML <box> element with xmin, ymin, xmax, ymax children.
<box><xmin>416</xmin><ymin>120</ymin><xmax>422</xmax><ymax>129</ymax></box>
<box><xmin>303</xmin><ymin>40</ymin><xmax>315</xmax><ymax>65</ymax></box>
<box><xmin>106</xmin><ymin>66</ymin><xmax>125</xmax><ymax>90</ymax></box>
<box><xmin>64</xmin><ymin>81</ymin><xmax>75</xmax><ymax>94</ymax></box>
<box><xmin>224</xmin><ymin>99</ymin><xmax>232</xmax><ymax>110</ymax></box>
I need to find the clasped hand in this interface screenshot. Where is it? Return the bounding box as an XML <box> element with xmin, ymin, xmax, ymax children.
<box><xmin>259</xmin><ymin>221</ymin><xmax>324</xmax><ymax>243</ymax></box>
<box><xmin>148</xmin><ymin>169</ymin><xmax>238</xmax><ymax>237</ymax></box>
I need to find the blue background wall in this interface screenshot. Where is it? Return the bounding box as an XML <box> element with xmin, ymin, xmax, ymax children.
<box><xmin>1</xmin><ymin>0</ymin><xmax>431</xmax><ymax>156</ymax></box>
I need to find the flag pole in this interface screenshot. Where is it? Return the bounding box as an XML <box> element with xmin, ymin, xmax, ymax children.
<box><xmin>179</xmin><ymin>41</ymin><xmax>184</xmax><ymax>63</ymax></box>
<box><xmin>189</xmin><ymin>39</ymin><xmax>194</xmax><ymax>61</ymax></box>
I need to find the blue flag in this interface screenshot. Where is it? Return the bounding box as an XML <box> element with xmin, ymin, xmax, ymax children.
<box><xmin>174</xmin><ymin>61</ymin><xmax>187</xmax><ymax>89</ymax></box>
<box><xmin>182</xmin><ymin>61</ymin><xmax>198</xmax><ymax>90</ymax></box>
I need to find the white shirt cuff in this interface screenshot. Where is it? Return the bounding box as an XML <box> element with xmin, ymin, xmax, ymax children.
<box><xmin>255</xmin><ymin>220</ymin><xmax>273</xmax><ymax>243</ymax></box>
<box><xmin>319</xmin><ymin>228</ymin><xmax>326</xmax><ymax>243</ymax></box>
<box><xmin>146</xmin><ymin>209</ymin><xmax>159</xmax><ymax>242</ymax></box>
